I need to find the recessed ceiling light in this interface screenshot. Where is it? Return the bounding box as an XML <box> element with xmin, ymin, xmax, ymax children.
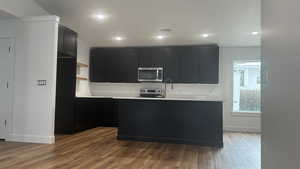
<box><xmin>114</xmin><ymin>36</ymin><xmax>124</xmax><ymax>41</ymax></box>
<box><xmin>251</xmin><ymin>31</ymin><xmax>259</xmax><ymax>35</ymax></box>
<box><xmin>156</xmin><ymin>35</ymin><xmax>166</xmax><ymax>40</ymax></box>
<box><xmin>94</xmin><ymin>13</ymin><xmax>108</xmax><ymax>20</ymax></box>
<box><xmin>202</xmin><ymin>34</ymin><xmax>209</xmax><ymax>38</ymax></box>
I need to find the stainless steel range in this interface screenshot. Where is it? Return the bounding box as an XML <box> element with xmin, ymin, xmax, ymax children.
<box><xmin>139</xmin><ymin>88</ymin><xmax>163</xmax><ymax>98</ymax></box>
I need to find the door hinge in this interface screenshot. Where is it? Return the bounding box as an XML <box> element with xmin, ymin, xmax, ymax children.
<box><xmin>6</xmin><ymin>82</ymin><xmax>8</xmax><ymax>88</ymax></box>
<box><xmin>8</xmin><ymin>46</ymin><xmax>11</xmax><ymax>53</ymax></box>
<box><xmin>4</xmin><ymin>120</ymin><xmax>7</xmax><ymax>127</ymax></box>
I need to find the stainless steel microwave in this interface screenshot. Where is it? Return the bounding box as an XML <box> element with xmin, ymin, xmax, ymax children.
<box><xmin>138</xmin><ymin>67</ymin><xmax>163</xmax><ymax>82</ymax></box>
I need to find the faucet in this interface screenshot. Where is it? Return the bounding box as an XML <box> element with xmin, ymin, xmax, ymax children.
<box><xmin>163</xmin><ymin>78</ymin><xmax>174</xmax><ymax>97</ymax></box>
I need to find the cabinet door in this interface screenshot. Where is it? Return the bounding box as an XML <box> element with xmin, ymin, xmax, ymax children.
<box><xmin>90</xmin><ymin>48</ymin><xmax>138</xmax><ymax>83</ymax></box>
<box><xmin>116</xmin><ymin>48</ymin><xmax>138</xmax><ymax>83</ymax></box>
<box><xmin>75</xmin><ymin>98</ymin><xmax>102</xmax><ymax>131</ymax></box>
<box><xmin>97</xmin><ymin>99</ymin><xmax>116</xmax><ymax>127</ymax></box>
<box><xmin>75</xmin><ymin>98</ymin><xmax>117</xmax><ymax>131</ymax></box>
<box><xmin>164</xmin><ymin>47</ymin><xmax>178</xmax><ymax>82</ymax></box>
<box><xmin>198</xmin><ymin>46</ymin><xmax>219</xmax><ymax>84</ymax></box>
<box><xmin>89</xmin><ymin>48</ymin><xmax>110</xmax><ymax>82</ymax></box>
<box><xmin>138</xmin><ymin>47</ymin><xmax>153</xmax><ymax>67</ymax></box>
<box><xmin>138</xmin><ymin>47</ymin><xmax>166</xmax><ymax>67</ymax></box>
<box><xmin>62</xmin><ymin>27</ymin><xmax>78</xmax><ymax>57</ymax></box>
<box><xmin>55</xmin><ymin>58</ymin><xmax>77</xmax><ymax>134</ymax></box>
<box><xmin>175</xmin><ymin>45</ymin><xmax>219</xmax><ymax>84</ymax></box>
<box><xmin>105</xmin><ymin>48</ymin><xmax>121</xmax><ymax>82</ymax></box>
<box><xmin>75</xmin><ymin>99</ymin><xmax>91</xmax><ymax>132</ymax></box>
<box><xmin>176</xmin><ymin>46</ymin><xmax>201</xmax><ymax>83</ymax></box>
<box><xmin>112</xmin><ymin>101</ymin><xmax>119</xmax><ymax>127</ymax></box>
<box><xmin>149</xmin><ymin>47</ymin><xmax>167</xmax><ymax>67</ymax></box>
<box><xmin>57</xmin><ymin>26</ymin><xmax>64</xmax><ymax>54</ymax></box>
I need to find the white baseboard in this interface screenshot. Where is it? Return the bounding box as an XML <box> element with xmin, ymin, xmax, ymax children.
<box><xmin>7</xmin><ymin>134</ymin><xmax>55</xmax><ymax>144</ymax></box>
<box><xmin>224</xmin><ymin>126</ymin><xmax>261</xmax><ymax>133</ymax></box>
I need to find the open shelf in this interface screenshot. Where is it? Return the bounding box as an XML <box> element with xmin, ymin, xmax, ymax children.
<box><xmin>76</xmin><ymin>76</ymin><xmax>88</xmax><ymax>81</ymax></box>
<box><xmin>77</xmin><ymin>62</ymin><xmax>88</xmax><ymax>68</ymax></box>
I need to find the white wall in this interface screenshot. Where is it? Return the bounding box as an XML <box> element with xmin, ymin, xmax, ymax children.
<box><xmin>221</xmin><ymin>47</ymin><xmax>261</xmax><ymax>132</ymax></box>
<box><xmin>0</xmin><ymin>0</ymin><xmax>48</xmax><ymax>17</ymax></box>
<box><xmin>262</xmin><ymin>0</ymin><xmax>300</xmax><ymax>169</ymax></box>
<box><xmin>81</xmin><ymin>47</ymin><xmax>261</xmax><ymax>132</ymax></box>
<box><xmin>0</xmin><ymin>16</ymin><xmax>59</xmax><ymax>144</ymax></box>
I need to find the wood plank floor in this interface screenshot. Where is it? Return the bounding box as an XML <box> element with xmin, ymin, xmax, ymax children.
<box><xmin>0</xmin><ymin>127</ymin><xmax>260</xmax><ymax>169</ymax></box>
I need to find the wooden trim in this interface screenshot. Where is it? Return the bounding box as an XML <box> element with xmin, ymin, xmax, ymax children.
<box><xmin>77</xmin><ymin>62</ymin><xmax>88</xmax><ymax>67</ymax></box>
<box><xmin>76</xmin><ymin>76</ymin><xmax>88</xmax><ymax>81</ymax></box>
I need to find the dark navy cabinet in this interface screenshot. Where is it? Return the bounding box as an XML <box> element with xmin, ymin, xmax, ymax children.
<box><xmin>73</xmin><ymin>97</ymin><xmax>223</xmax><ymax>148</ymax></box>
<box><xmin>57</xmin><ymin>25</ymin><xmax>78</xmax><ymax>58</ymax></box>
<box><xmin>75</xmin><ymin>98</ymin><xmax>118</xmax><ymax>132</ymax></box>
<box><xmin>89</xmin><ymin>44</ymin><xmax>219</xmax><ymax>84</ymax></box>
<box><xmin>55</xmin><ymin>57</ymin><xmax>77</xmax><ymax>134</ymax></box>
<box><xmin>174</xmin><ymin>45</ymin><xmax>219</xmax><ymax>84</ymax></box>
<box><xmin>117</xmin><ymin>99</ymin><xmax>223</xmax><ymax>147</ymax></box>
<box><xmin>90</xmin><ymin>48</ymin><xmax>138</xmax><ymax>83</ymax></box>
<box><xmin>137</xmin><ymin>47</ymin><xmax>169</xmax><ymax>67</ymax></box>
<box><xmin>55</xmin><ymin>25</ymin><xmax>78</xmax><ymax>134</ymax></box>
<box><xmin>198</xmin><ymin>46</ymin><xmax>219</xmax><ymax>84</ymax></box>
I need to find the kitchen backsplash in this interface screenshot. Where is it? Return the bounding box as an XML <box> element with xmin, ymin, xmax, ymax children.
<box><xmin>87</xmin><ymin>82</ymin><xmax>222</xmax><ymax>98</ymax></box>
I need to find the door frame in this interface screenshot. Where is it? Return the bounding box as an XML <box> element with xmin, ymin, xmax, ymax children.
<box><xmin>0</xmin><ymin>37</ymin><xmax>15</xmax><ymax>140</ymax></box>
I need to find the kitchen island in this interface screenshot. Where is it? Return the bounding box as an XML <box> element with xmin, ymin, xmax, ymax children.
<box><xmin>116</xmin><ymin>97</ymin><xmax>223</xmax><ymax>148</ymax></box>
<box><xmin>76</xmin><ymin>95</ymin><xmax>223</xmax><ymax>147</ymax></box>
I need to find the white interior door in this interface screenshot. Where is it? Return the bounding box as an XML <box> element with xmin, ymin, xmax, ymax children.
<box><xmin>0</xmin><ymin>38</ymin><xmax>12</xmax><ymax>140</ymax></box>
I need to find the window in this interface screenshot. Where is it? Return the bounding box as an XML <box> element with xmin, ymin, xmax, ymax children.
<box><xmin>233</xmin><ymin>61</ymin><xmax>261</xmax><ymax>113</ymax></box>
<box><xmin>240</xmin><ymin>70</ymin><xmax>245</xmax><ymax>87</ymax></box>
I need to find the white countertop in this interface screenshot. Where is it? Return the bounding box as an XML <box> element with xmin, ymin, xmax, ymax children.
<box><xmin>76</xmin><ymin>95</ymin><xmax>223</xmax><ymax>102</ymax></box>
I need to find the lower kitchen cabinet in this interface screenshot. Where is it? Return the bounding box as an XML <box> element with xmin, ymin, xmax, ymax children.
<box><xmin>75</xmin><ymin>98</ymin><xmax>118</xmax><ymax>132</ymax></box>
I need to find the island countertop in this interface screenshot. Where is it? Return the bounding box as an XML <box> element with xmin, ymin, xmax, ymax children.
<box><xmin>76</xmin><ymin>95</ymin><xmax>223</xmax><ymax>102</ymax></box>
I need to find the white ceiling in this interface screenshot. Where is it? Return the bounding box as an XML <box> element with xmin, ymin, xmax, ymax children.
<box><xmin>35</xmin><ymin>0</ymin><xmax>261</xmax><ymax>47</ymax></box>
<box><xmin>0</xmin><ymin>10</ymin><xmax>17</xmax><ymax>20</ymax></box>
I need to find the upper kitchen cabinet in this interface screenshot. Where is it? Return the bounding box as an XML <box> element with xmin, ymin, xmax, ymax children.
<box><xmin>89</xmin><ymin>48</ymin><xmax>110</xmax><ymax>82</ymax></box>
<box><xmin>175</xmin><ymin>46</ymin><xmax>200</xmax><ymax>83</ymax></box>
<box><xmin>107</xmin><ymin>48</ymin><xmax>138</xmax><ymax>83</ymax></box>
<box><xmin>174</xmin><ymin>45</ymin><xmax>219</xmax><ymax>84</ymax></box>
<box><xmin>116</xmin><ymin>48</ymin><xmax>138</xmax><ymax>82</ymax></box>
<box><xmin>57</xmin><ymin>25</ymin><xmax>64</xmax><ymax>54</ymax></box>
<box><xmin>137</xmin><ymin>47</ymin><xmax>168</xmax><ymax>68</ymax></box>
<box><xmin>164</xmin><ymin>47</ymin><xmax>179</xmax><ymax>82</ymax></box>
<box><xmin>58</xmin><ymin>25</ymin><xmax>78</xmax><ymax>58</ymax></box>
<box><xmin>89</xmin><ymin>47</ymin><xmax>138</xmax><ymax>83</ymax></box>
<box><xmin>198</xmin><ymin>45</ymin><xmax>219</xmax><ymax>84</ymax></box>
<box><xmin>89</xmin><ymin>45</ymin><xmax>219</xmax><ymax>84</ymax></box>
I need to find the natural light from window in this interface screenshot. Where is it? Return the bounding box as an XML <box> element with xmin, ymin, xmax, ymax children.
<box><xmin>233</xmin><ymin>61</ymin><xmax>261</xmax><ymax>113</ymax></box>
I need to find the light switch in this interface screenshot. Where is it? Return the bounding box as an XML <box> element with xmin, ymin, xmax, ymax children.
<box><xmin>37</xmin><ymin>80</ymin><xmax>47</xmax><ymax>86</ymax></box>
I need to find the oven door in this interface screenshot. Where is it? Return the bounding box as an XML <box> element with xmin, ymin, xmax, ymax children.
<box><xmin>138</xmin><ymin>68</ymin><xmax>163</xmax><ymax>82</ymax></box>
